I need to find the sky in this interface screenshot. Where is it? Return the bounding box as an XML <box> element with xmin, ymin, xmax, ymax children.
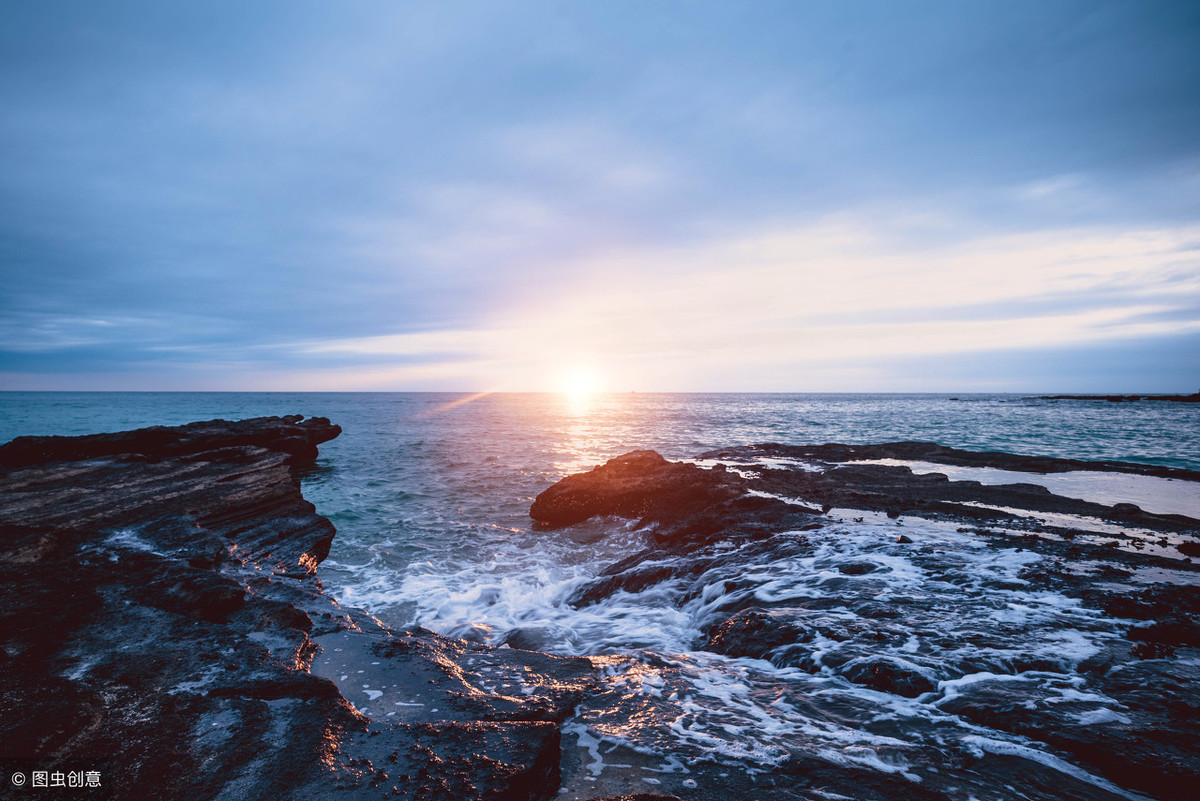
<box><xmin>1</xmin><ymin>0</ymin><xmax>1198</xmax><ymax>392</ymax></box>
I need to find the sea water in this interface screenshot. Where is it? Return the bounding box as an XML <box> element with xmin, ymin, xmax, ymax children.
<box><xmin>1</xmin><ymin>391</ymin><xmax>1195</xmax><ymax>638</ymax></box>
<box><xmin>2</xmin><ymin>391</ymin><xmax>1197</xmax><ymax>796</ymax></box>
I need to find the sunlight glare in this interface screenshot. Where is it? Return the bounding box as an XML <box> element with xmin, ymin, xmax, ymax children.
<box><xmin>558</xmin><ymin>366</ymin><xmax>602</xmax><ymax>413</ymax></box>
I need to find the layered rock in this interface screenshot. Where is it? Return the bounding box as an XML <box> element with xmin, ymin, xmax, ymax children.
<box><xmin>0</xmin><ymin>417</ymin><xmax>596</xmax><ymax>801</ymax></box>
<box><xmin>699</xmin><ymin>440</ymin><xmax>1200</xmax><ymax>480</ymax></box>
<box><xmin>0</xmin><ymin>414</ymin><xmax>343</xmax><ymax>468</ymax></box>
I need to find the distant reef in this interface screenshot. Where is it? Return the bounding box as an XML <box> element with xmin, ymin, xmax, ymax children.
<box><xmin>1040</xmin><ymin>392</ymin><xmax>1200</xmax><ymax>403</ymax></box>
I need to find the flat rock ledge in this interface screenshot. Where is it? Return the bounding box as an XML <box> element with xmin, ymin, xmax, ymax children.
<box><xmin>0</xmin><ymin>417</ymin><xmax>599</xmax><ymax>801</ymax></box>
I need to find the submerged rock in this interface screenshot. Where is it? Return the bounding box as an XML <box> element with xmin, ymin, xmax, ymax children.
<box><xmin>704</xmin><ymin>607</ymin><xmax>814</xmax><ymax>661</ymax></box>
<box><xmin>838</xmin><ymin>655</ymin><xmax>938</xmax><ymax>697</ymax></box>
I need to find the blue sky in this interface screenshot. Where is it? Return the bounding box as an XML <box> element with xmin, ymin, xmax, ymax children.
<box><xmin>2</xmin><ymin>0</ymin><xmax>1198</xmax><ymax>391</ymax></box>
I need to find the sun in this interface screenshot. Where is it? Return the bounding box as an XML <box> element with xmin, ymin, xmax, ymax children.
<box><xmin>560</xmin><ymin>366</ymin><xmax>599</xmax><ymax>396</ymax></box>
<box><xmin>557</xmin><ymin>366</ymin><xmax>603</xmax><ymax>411</ymax></box>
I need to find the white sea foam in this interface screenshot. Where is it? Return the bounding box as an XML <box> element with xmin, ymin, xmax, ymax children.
<box><xmin>960</xmin><ymin>735</ymin><xmax>1153</xmax><ymax>800</ymax></box>
<box><xmin>321</xmin><ymin>453</ymin><xmax>1164</xmax><ymax>796</ymax></box>
<box><xmin>513</xmin><ymin>511</ymin><xmax>1136</xmax><ymax>791</ymax></box>
<box><xmin>960</xmin><ymin>502</ymin><xmax>1192</xmax><ymax>560</ymax></box>
<box><xmin>687</xmin><ymin>456</ymin><xmax>828</xmax><ymax>475</ymax></box>
<box><xmin>92</xmin><ymin>528</ymin><xmax>163</xmax><ymax>558</ymax></box>
<box><xmin>685</xmin><ymin>458</ymin><xmax>761</xmax><ymax>479</ymax></box>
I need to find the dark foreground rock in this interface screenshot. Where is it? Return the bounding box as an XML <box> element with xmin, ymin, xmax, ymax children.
<box><xmin>0</xmin><ymin>417</ymin><xmax>597</xmax><ymax>801</ymax></box>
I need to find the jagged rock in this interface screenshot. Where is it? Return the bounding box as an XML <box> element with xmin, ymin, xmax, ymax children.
<box><xmin>534</xmin><ymin>441</ymin><xmax>1200</xmax><ymax>799</ymax></box>
<box><xmin>0</xmin><ymin>423</ymin><xmax>339</xmax><ymax>575</ymax></box>
<box><xmin>383</xmin><ymin>721</ymin><xmax>561</xmax><ymax>800</ymax></box>
<box><xmin>939</xmin><ymin>664</ymin><xmax>1200</xmax><ymax>801</ymax></box>
<box><xmin>530</xmin><ymin>450</ymin><xmax>745</xmax><ymax>527</ymax></box>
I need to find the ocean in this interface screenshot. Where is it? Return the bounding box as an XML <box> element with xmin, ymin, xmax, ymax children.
<box><xmin>2</xmin><ymin>390</ymin><xmax>1195</xmax><ymax>641</ymax></box>
<box><xmin>2</xmin><ymin>391</ymin><xmax>1197</xmax><ymax>796</ymax></box>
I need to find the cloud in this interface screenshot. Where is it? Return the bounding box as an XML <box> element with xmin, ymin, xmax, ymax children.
<box><xmin>1</xmin><ymin>2</ymin><xmax>1199</xmax><ymax>390</ymax></box>
<box><xmin>270</xmin><ymin>217</ymin><xmax>1199</xmax><ymax>389</ymax></box>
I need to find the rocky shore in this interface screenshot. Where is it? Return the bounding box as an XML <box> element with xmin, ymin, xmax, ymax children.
<box><xmin>531</xmin><ymin>444</ymin><xmax>1200</xmax><ymax>801</ymax></box>
<box><xmin>3</xmin><ymin>418</ymin><xmax>1199</xmax><ymax>800</ymax></box>
<box><xmin>0</xmin><ymin>417</ymin><xmax>597</xmax><ymax>800</ymax></box>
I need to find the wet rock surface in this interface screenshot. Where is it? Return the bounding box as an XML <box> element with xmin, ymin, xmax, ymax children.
<box><xmin>529</xmin><ymin>450</ymin><xmax>749</xmax><ymax>529</ymax></box>
<box><xmin>534</xmin><ymin>445</ymin><xmax>1200</xmax><ymax>800</ymax></box>
<box><xmin>7</xmin><ymin>417</ymin><xmax>1200</xmax><ymax>800</ymax></box>
<box><xmin>0</xmin><ymin>414</ymin><xmax>344</xmax><ymax>468</ymax></box>
<box><xmin>705</xmin><ymin>440</ymin><xmax>1200</xmax><ymax>479</ymax></box>
<box><xmin>0</xmin><ymin>417</ymin><xmax>598</xmax><ymax>801</ymax></box>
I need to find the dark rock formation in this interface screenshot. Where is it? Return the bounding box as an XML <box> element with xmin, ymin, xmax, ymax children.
<box><xmin>698</xmin><ymin>440</ymin><xmax>1200</xmax><ymax>480</ymax></box>
<box><xmin>546</xmin><ymin>446</ymin><xmax>1200</xmax><ymax>615</ymax></box>
<box><xmin>533</xmin><ymin>444</ymin><xmax>1200</xmax><ymax>800</ymax></box>
<box><xmin>838</xmin><ymin>656</ymin><xmax>937</xmax><ymax>697</ymax></box>
<box><xmin>529</xmin><ymin>450</ymin><xmax>746</xmax><ymax>528</ymax></box>
<box><xmin>937</xmin><ymin>662</ymin><xmax>1200</xmax><ymax>800</ymax></box>
<box><xmin>1041</xmin><ymin>392</ymin><xmax>1200</xmax><ymax>403</ymax></box>
<box><xmin>0</xmin><ymin>417</ymin><xmax>596</xmax><ymax>801</ymax></box>
<box><xmin>9</xmin><ymin>417</ymin><xmax>1200</xmax><ymax>801</ymax></box>
<box><xmin>0</xmin><ymin>414</ymin><xmax>343</xmax><ymax>468</ymax></box>
<box><xmin>705</xmin><ymin>607</ymin><xmax>814</xmax><ymax>661</ymax></box>
<box><xmin>0</xmin><ymin>421</ymin><xmax>340</xmax><ymax>576</ymax></box>
<box><xmin>536</xmin><ymin>446</ymin><xmax>1200</xmax><ymax>543</ymax></box>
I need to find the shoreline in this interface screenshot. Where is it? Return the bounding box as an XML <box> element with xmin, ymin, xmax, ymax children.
<box><xmin>2</xmin><ymin>417</ymin><xmax>1198</xmax><ymax>800</ymax></box>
